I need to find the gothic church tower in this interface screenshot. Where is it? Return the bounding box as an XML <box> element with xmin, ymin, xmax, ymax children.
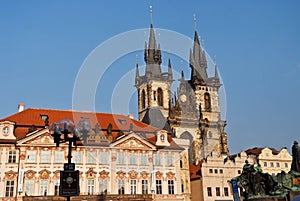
<box><xmin>135</xmin><ymin>15</ymin><xmax>228</xmax><ymax>164</ymax></box>
<box><xmin>135</xmin><ymin>22</ymin><xmax>173</xmax><ymax>123</ymax></box>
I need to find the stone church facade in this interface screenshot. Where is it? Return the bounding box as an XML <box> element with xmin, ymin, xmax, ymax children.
<box><xmin>135</xmin><ymin>21</ymin><xmax>229</xmax><ymax>165</ymax></box>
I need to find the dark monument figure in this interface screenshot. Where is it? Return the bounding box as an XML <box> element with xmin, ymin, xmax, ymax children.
<box><xmin>234</xmin><ymin>141</ymin><xmax>300</xmax><ymax>201</ymax></box>
<box><xmin>291</xmin><ymin>141</ymin><xmax>300</xmax><ymax>173</ymax></box>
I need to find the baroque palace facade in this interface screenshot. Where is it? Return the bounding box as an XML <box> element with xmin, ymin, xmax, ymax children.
<box><xmin>0</xmin><ymin>107</ymin><xmax>190</xmax><ymax>201</ymax></box>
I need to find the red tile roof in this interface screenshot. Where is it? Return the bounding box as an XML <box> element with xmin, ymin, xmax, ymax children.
<box><xmin>189</xmin><ymin>161</ymin><xmax>203</xmax><ymax>180</ymax></box>
<box><xmin>245</xmin><ymin>147</ymin><xmax>279</xmax><ymax>156</ymax></box>
<box><xmin>0</xmin><ymin>108</ymin><xmax>182</xmax><ymax>150</ymax></box>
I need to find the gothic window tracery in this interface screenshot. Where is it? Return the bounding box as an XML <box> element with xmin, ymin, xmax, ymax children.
<box><xmin>204</xmin><ymin>92</ymin><xmax>211</xmax><ymax>111</ymax></box>
<box><xmin>157</xmin><ymin>88</ymin><xmax>163</xmax><ymax>106</ymax></box>
<box><xmin>141</xmin><ymin>89</ymin><xmax>146</xmax><ymax>109</ymax></box>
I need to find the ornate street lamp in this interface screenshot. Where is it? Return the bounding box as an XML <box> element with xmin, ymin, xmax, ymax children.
<box><xmin>76</xmin><ymin>117</ymin><xmax>92</xmax><ymax>144</ymax></box>
<box><xmin>50</xmin><ymin>118</ymin><xmax>80</xmax><ymax>200</ymax></box>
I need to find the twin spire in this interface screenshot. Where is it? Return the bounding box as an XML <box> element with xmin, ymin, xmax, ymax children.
<box><xmin>135</xmin><ymin>9</ymin><xmax>220</xmax><ymax>87</ymax></box>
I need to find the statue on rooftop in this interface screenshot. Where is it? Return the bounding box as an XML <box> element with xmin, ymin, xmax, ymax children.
<box><xmin>291</xmin><ymin>141</ymin><xmax>300</xmax><ymax>173</ymax></box>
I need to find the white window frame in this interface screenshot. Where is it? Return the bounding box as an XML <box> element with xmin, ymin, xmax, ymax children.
<box><xmin>130</xmin><ymin>179</ymin><xmax>137</xmax><ymax>194</ymax></box>
<box><xmin>41</xmin><ymin>151</ymin><xmax>50</xmax><ymax>163</ymax></box>
<box><xmin>129</xmin><ymin>153</ymin><xmax>136</xmax><ymax>165</ymax></box>
<box><xmin>168</xmin><ymin>180</ymin><xmax>174</xmax><ymax>194</ymax></box>
<box><xmin>155</xmin><ymin>154</ymin><xmax>161</xmax><ymax>166</ymax></box>
<box><xmin>55</xmin><ymin>151</ymin><xmax>64</xmax><ymax>163</ymax></box>
<box><xmin>40</xmin><ymin>180</ymin><xmax>48</xmax><ymax>195</ymax></box>
<box><xmin>140</xmin><ymin>153</ymin><xmax>148</xmax><ymax>165</ymax></box>
<box><xmin>156</xmin><ymin>180</ymin><xmax>162</xmax><ymax>194</ymax></box>
<box><xmin>142</xmin><ymin>179</ymin><xmax>148</xmax><ymax>194</ymax></box>
<box><xmin>118</xmin><ymin>179</ymin><xmax>125</xmax><ymax>194</ymax></box>
<box><xmin>87</xmin><ymin>179</ymin><xmax>94</xmax><ymax>195</ymax></box>
<box><xmin>118</xmin><ymin>152</ymin><xmax>125</xmax><ymax>164</ymax></box>
<box><xmin>100</xmin><ymin>152</ymin><xmax>108</xmax><ymax>164</ymax></box>
<box><xmin>87</xmin><ymin>151</ymin><xmax>96</xmax><ymax>164</ymax></box>
<box><xmin>25</xmin><ymin>180</ymin><xmax>34</xmax><ymax>196</ymax></box>
<box><xmin>73</xmin><ymin>151</ymin><xmax>82</xmax><ymax>163</ymax></box>
<box><xmin>5</xmin><ymin>180</ymin><xmax>15</xmax><ymax>197</ymax></box>
<box><xmin>99</xmin><ymin>179</ymin><xmax>107</xmax><ymax>194</ymax></box>
<box><xmin>27</xmin><ymin>150</ymin><xmax>36</xmax><ymax>163</ymax></box>
<box><xmin>167</xmin><ymin>154</ymin><xmax>173</xmax><ymax>166</ymax></box>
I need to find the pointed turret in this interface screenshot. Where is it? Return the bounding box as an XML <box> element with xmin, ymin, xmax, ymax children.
<box><xmin>149</xmin><ymin>24</ymin><xmax>156</xmax><ymax>50</ymax></box>
<box><xmin>144</xmin><ymin>21</ymin><xmax>162</xmax><ymax>78</ymax></box>
<box><xmin>214</xmin><ymin>64</ymin><xmax>220</xmax><ymax>84</ymax></box>
<box><xmin>135</xmin><ymin>60</ymin><xmax>140</xmax><ymax>87</ymax></box>
<box><xmin>168</xmin><ymin>58</ymin><xmax>173</xmax><ymax>81</ymax></box>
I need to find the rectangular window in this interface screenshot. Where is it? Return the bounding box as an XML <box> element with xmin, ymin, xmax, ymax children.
<box><xmin>129</xmin><ymin>153</ymin><xmax>136</xmax><ymax>165</ymax></box>
<box><xmin>100</xmin><ymin>179</ymin><xmax>107</xmax><ymax>194</ymax></box>
<box><xmin>100</xmin><ymin>152</ymin><xmax>108</xmax><ymax>164</ymax></box>
<box><xmin>270</xmin><ymin>162</ymin><xmax>274</xmax><ymax>167</ymax></box>
<box><xmin>238</xmin><ymin>170</ymin><xmax>241</xmax><ymax>174</ymax></box>
<box><xmin>276</xmin><ymin>162</ymin><xmax>280</xmax><ymax>167</ymax></box>
<box><xmin>168</xmin><ymin>180</ymin><xmax>174</xmax><ymax>194</ymax></box>
<box><xmin>207</xmin><ymin>187</ymin><xmax>212</xmax><ymax>197</ymax></box>
<box><xmin>209</xmin><ymin>169</ymin><xmax>213</xmax><ymax>173</ymax></box>
<box><xmin>55</xmin><ymin>151</ymin><xmax>64</xmax><ymax>163</ymax></box>
<box><xmin>214</xmin><ymin>169</ymin><xmax>218</xmax><ymax>174</ymax></box>
<box><xmin>8</xmin><ymin>151</ymin><xmax>17</xmax><ymax>163</ymax></box>
<box><xmin>54</xmin><ymin>180</ymin><xmax>60</xmax><ymax>196</ymax></box>
<box><xmin>73</xmin><ymin>152</ymin><xmax>82</xmax><ymax>163</ymax></box>
<box><xmin>130</xmin><ymin>180</ymin><xmax>137</xmax><ymax>194</ymax></box>
<box><xmin>25</xmin><ymin>180</ymin><xmax>34</xmax><ymax>196</ymax></box>
<box><xmin>285</xmin><ymin>162</ymin><xmax>289</xmax><ymax>168</ymax></box>
<box><xmin>118</xmin><ymin>152</ymin><xmax>125</xmax><ymax>164</ymax></box>
<box><xmin>264</xmin><ymin>162</ymin><xmax>268</xmax><ymax>167</ymax></box>
<box><xmin>41</xmin><ymin>151</ymin><xmax>50</xmax><ymax>163</ymax></box>
<box><xmin>142</xmin><ymin>180</ymin><xmax>148</xmax><ymax>194</ymax></box>
<box><xmin>87</xmin><ymin>179</ymin><xmax>94</xmax><ymax>195</ymax></box>
<box><xmin>156</xmin><ymin>180</ymin><xmax>162</xmax><ymax>194</ymax></box>
<box><xmin>87</xmin><ymin>151</ymin><xmax>96</xmax><ymax>164</ymax></box>
<box><xmin>219</xmin><ymin>169</ymin><xmax>223</xmax><ymax>174</ymax></box>
<box><xmin>224</xmin><ymin>187</ymin><xmax>229</xmax><ymax>196</ymax></box>
<box><xmin>216</xmin><ymin>187</ymin><xmax>220</xmax><ymax>196</ymax></box>
<box><xmin>155</xmin><ymin>154</ymin><xmax>161</xmax><ymax>166</ymax></box>
<box><xmin>167</xmin><ymin>154</ymin><xmax>173</xmax><ymax>166</ymax></box>
<box><xmin>6</xmin><ymin>180</ymin><xmax>14</xmax><ymax>197</ymax></box>
<box><xmin>140</xmin><ymin>153</ymin><xmax>148</xmax><ymax>165</ymax></box>
<box><xmin>40</xmin><ymin>180</ymin><xmax>48</xmax><ymax>195</ymax></box>
<box><xmin>118</xmin><ymin>179</ymin><xmax>125</xmax><ymax>194</ymax></box>
<box><xmin>27</xmin><ymin>150</ymin><xmax>36</xmax><ymax>163</ymax></box>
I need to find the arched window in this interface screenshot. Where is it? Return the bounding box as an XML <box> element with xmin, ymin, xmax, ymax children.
<box><xmin>204</xmin><ymin>92</ymin><xmax>211</xmax><ymax>111</ymax></box>
<box><xmin>157</xmin><ymin>88</ymin><xmax>163</xmax><ymax>106</ymax></box>
<box><xmin>141</xmin><ymin>89</ymin><xmax>146</xmax><ymax>109</ymax></box>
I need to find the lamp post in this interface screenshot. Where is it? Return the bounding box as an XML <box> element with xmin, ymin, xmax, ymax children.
<box><xmin>50</xmin><ymin>118</ymin><xmax>91</xmax><ymax>201</ymax></box>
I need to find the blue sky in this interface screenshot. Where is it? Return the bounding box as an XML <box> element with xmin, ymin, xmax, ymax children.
<box><xmin>0</xmin><ymin>1</ymin><xmax>300</xmax><ymax>154</ymax></box>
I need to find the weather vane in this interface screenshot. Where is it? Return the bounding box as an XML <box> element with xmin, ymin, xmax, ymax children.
<box><xmin>193</xmin><ymin>14</ymin><xmax>197</xmax><ymax>31</ymax></box>
<box><xmin>150</xmin><ymin>5</ymin><xmax>153</xmax><ymax>24</ymax></box>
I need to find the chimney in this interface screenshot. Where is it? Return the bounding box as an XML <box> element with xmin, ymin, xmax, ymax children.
<box><xmin>128</xmin><ymin>114</ymin><xmax>134</xmax><ymax>119</ymax></box>
<box><xmin>18</xmin><ymin>103</ymin><xmax>25</xmax><ymax>112</ymax></box>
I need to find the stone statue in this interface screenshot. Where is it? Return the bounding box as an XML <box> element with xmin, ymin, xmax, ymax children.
<box><xmin>291</xmin><ymin>141</ymin><xmax>300</xmax><ymax>172</ymax></box>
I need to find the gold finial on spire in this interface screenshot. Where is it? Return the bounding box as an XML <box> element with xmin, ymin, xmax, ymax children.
<box><xmin>150</xmin><ymin>5</ymin><xmax>153</xmax><ymax>25</ymax></box>
<box><xmin>193</xmin><ymin>14</ymin><xmax>197</xmax><ymax>32</ymax></box>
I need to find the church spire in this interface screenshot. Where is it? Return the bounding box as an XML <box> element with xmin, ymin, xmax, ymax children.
<box><xmin>135</xmin><ymin>55</ymin><xmax>140</xmax><ymax>87</ymax></box>
<box><xmin>190</xmin><ymin>16</ymin><xmax>208</xmax><ymax>84</ymax></box>
<box><xmin>144</xmin><ymin>6</ymin><xmax>162</xmax><ymax>79</ymax></box>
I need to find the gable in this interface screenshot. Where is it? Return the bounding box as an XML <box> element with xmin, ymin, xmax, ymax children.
<box><xmin>111</xmin><ymin>133</ymin><xmax>156</xmax><ymax>150</ymax></box>
<box><xmin>17</xmin><ymin>129</ymin><xmax>56</xmax><ymax>146</ymax></box>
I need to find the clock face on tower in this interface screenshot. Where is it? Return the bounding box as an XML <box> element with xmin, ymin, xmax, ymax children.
<box><xmin>180</xmin><ymin>94</ymin><xmax>187</xmax><ymax>103</ymax></box>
